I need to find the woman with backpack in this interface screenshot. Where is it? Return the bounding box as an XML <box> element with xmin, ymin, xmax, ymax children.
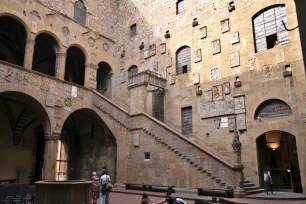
<box><xmin>264</xmin><ymin>168</ymin><xmax>273</xmax><ymax>195</ymax></box>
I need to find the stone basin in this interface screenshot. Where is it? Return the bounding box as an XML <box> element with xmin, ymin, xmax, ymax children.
<box><xmin>35</xmin><ymin>180</ymin><xmax>92</xmax><ymax>204</ymax></box>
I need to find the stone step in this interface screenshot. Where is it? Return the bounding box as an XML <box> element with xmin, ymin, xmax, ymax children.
<box><xmin>246</xmin><ymin>188</ymin><xmax>266</xmax><ymax>195</ymax></box>
<box><xmin>244</xmin><ymin>186</ymin><xmax>261</xmax><ymax>191</ymax></box>
<box><xmin>243</xmin><ymin>182</ymin><xmax>256</xmax><ymax>187</ymax></box>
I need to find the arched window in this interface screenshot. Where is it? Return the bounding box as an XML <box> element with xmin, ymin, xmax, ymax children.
<box><xmin>253</xmin><ymin>5</ymin><xmax>289</xmax><ymax>52</ymax></box>
<box><xmin>74</xmin><ymin>0</ymin><xmax>87</xmax><ymax>25</ymax></box>
<box><xmin>254</xmin><ymin>99</ymin><xmax>292</xmax><ymax>120</ymax></box>
<box><xmin>33</xmin><ymin>33</ymin><xmax>59</xmax><ymax>77</ymax></box>
<box><xmin>176</xmin><ymin>0</ymin><xmax>186</xmax><ymax>14</ymax></box>
<box><xmin>97</xmin><ymin>62</ymin><xmax>112</xmax><ymax>99</ymax></box>
<box><xmin>0</xmin><ymin>16</ymin><xmax>27</xmax><ymax>66</ymax></box>
<box><xmin>65</xmin><ymin>46</ymin><xmax>86</xmax><ymax>86</ymax></box>
<box><xmin>130</xmin><ymin>24</ymin><xmax>137</xmax><ymax>39</ymax></box>
<box><xmin>176</xmin><ymin>46</ymin><xmax>191</xmax><ymax>75</ymax></box>
<box><xmin>128</xmin><ymin>65</ymin><xmax>138</xmax><ymax>78</ymax></box>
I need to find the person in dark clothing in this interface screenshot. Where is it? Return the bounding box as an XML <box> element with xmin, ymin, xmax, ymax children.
<box><xmin>153</xmin><ymin>191</ymin><xmax>187</xmax><ymax>204</ymax></box>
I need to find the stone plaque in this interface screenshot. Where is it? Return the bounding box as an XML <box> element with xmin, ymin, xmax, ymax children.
<box><xmin>262</xmin><ymin>64</ymin><xmax>273</xmax><ymax>78</ymax></box>
<box><xmin>214</xmin><ymin>118</ymin><xmax>221</xmax><ymax>129</ymax></box>
<box><xmin>228</xmin><ymin>117</ymin><xmax>236</xmax><ymax>132</ymax></box>
<box><xmin>210</xmin><ymin>67</ymin><xmax>221</xmax><ymax>81</ymax></box>
<box><xmin>195</xmin><ymin>49</ymin><xmax>202</xmax><ymax>63</ymax></box>
<box><xmin>256</xmin><ymin>100</ymin><xmax>293</xmax><ymax>119</ymax></box>
<box><xmin>202</xmin><ymin>90</ymin><xmax>212</xmax><ymax>103</ymax></box>
<box><xmin>149</xmin><ymin>44</ymin><xmax>156</xmax><ymax>57</ymax></box>
<box><xmin>167</xmin><ymin>56</ymin><xmax>172</xmax><ymax>67</ymax></box>
<box><xmin>212</xmin><ymin>39</ymin><xmax>221</xmax><ymax>55</ymax></box>
<box><xmin>276</xmin><ymin>52</ymin><xmax>285</xmax><ymax>64</ymax></box>
<box><xmin>200</xmin><ymin>26</ymin><xmax>207</xmax><ymax>39</ymax></box>
<box><xmin>133</xmin><ymin>134</ymin><xmax>140</xmax><ymax>147</ymax></box>
<box><xmin>152</xmin><ymin>62</ymin><xmax>158</xmax><ymax>72</ymax></box>
<box><xmin>144</xmin><ymin>48</ymin><xmax>149</xmax><ymax>59</ymax></box>
<box><xmin>193</xmin><ymin>73</ymin><xmax>200</xmax><ymax>85</ymax></box>
<box><xmin>200</xmin><ymin>100</ymin><xmax>235</xmax><ymax>119</ymax></box>
<box><xmin>231</xmin><ymin>32</ymin><xmax>240</xmax><ymax>44</ymax></box>
<box><xmin>45</xmin><ymin>92</ymin><xmax>55</xmax><ymax>107</ymax></box>
<box><xmin>221</xmin><ymin>117</ymin><xmax>228</xmax><ymax>128</ymax></box>
<box><xmin>234</xmin><ymin>95</ymin><xmax>246</xmax><ymax>114</ymax></box>
<box><xmin>213</xmin><ymin>85</ymin><xmax>223</xmax><ymax>101</ymax></box>
<box><xmin>231</xmin><ymin>51</ymin><xmax>240</xmax><ymax>67</ymax></box>
<box><xmin>236</xmin><ymin>114</ymin><xmax>246</xmax><ymax>130</ymax></box>
<box><xmin>223</xmin><ymin>82</ymin><xmax>230</xmax><ymax>95</ymax></box>
<box><xmin>160</xmin><ymin>43</ymin><xmax>166</xmax><ymax>55</ymax></box>
<box><xmin>221</xmin><ymin>19</ymin><xmax>230</xmax><ymax>33</ymax></box>
<box><xmin>71</xmin><ymin>86</ymin><xmax>77</xmax><ymax>98</ymax></box>
<box><xmin>54</xmin><ymin>108</ymin><xmax>61</xmax><ymax>119</ymax></box>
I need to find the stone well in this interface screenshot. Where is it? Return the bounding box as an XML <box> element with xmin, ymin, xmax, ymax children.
<box><xmin>35</xmin><ymin>180</ymin><xmax>92</xmax><ymax>204</ymax></box>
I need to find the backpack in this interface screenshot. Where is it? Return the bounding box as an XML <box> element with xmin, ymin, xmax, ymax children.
<box><xmin>176</xmin><ymin>198</ymin><xmax>187</xmax><ymax>204</ymax></box>
<box><xmin>265</xmin><ymin>174</ymin><xmax>271</xmax><ymax>183</ymax></box>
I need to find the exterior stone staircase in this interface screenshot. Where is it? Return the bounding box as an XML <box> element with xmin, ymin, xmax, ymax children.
<box><xmin>243</xmin><ymin>180</ymin><xmax>266</xmax><ymax>195</ymax></box>
<box><xmin>13</xmin><ymin>108</ymin><xmax>32</xmax><ymax>145</ymax></box>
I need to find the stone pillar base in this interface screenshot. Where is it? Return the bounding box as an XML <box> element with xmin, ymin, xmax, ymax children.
<box><xmin>234</xmin><ymin>188</ymin><xmax>247</xmax><ymax>198</ymax></box>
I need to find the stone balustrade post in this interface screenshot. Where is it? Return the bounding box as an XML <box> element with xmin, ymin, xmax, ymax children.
<box><xmin>55</xmin><ymin>52</ymin><xmax>67</xmax><ymax>80</ymax></box>
<box><xmin>43</xmin><ymin>133</ymin><xmax>60</xmax><ymax>181</ymax></box>
<box><xmin>23</xmin><ymin>35</ymin><xmax>36</xmax><ymax>69</ymax></box>
<box><xmin>232</xmin><ymin>131</ymin><xmax>247</xmax><ymax>198</ymax></box>
<box><xmin>84</xmin><ymin>63</ymin><xmax>98</xmax><ymax>89</ymax></box>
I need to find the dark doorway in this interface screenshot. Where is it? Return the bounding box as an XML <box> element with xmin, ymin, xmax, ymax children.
<box><xmin>34</xmin><ymin>125</ymin><xmax>45</xmax><ymax>182</ymax></box>
<box><xmin>152</xmin><ymin>89</ymin><xmax>164</xmax><ymax>122</ymax></box>
<box><xmin>257</xmin><ymin>131</ymin><xmax>302</xmax><ymax>192</ymax></box>
<box><xmin>32</xmin><ymin>33</ymin><xmax>59</xmax><ymax>76</ymax></box>
<box><xmin>59</xmin><ymin>109</ymin><xmax>117</xmax><ymax>182</ymax></box>
<box><xmin>97</xmin><ymin>62</ymin><xmax>112</xmax><ymax>99</ymax></box>
<box><xmin>65</xmin><ymin>46</ymin><xmax>86</xmax><ymax>86</ymax></box>
<box><xmin>0</xmin><ymin>16</ymin><xmax>26</xmax><ymax>66</ymax></box>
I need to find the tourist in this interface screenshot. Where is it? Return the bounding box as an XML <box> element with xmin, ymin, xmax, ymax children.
<box><xmin>91</xmin><ymin>172</ymin><xmax>100</xmax><ymax>204</ymax></box>
<box><xmin>264</xmin><ymin>168</ymin><xmax>273</xmax><ymax>195</ymax></box>
<box><xmin>140</xmin><ymin>193</ymin><xmax>152</xmax><ymax>204</ymax></box>
<box><xmin>153</xmin><ymin>191</ymin><xmax>187</xmax><ymax>204</ymax></box>
<box><xmin>100</xmin><ymin>170</ymin><xmax>111</xmax><ymax>204</ymax></box>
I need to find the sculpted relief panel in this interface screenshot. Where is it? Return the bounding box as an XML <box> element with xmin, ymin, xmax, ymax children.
<box><xmin>200</xmin><ymin>100</ymin><xmax>234</xmax><ymax>119</ymax></box>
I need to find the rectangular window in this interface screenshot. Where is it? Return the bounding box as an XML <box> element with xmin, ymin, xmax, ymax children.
<box><xmin>181</xmin><ymin>107</ymin><xmax>192</xmax><ymax>136</ymax></box>
<box><xmin>177</xmin><ymin>0</ymin><xmax>186</xmax><ymax>14</ymax></box>
<box><xmin>144</xmin><ymin>152</ymin><xmax>150</xmax><ymax>160</ymax></box>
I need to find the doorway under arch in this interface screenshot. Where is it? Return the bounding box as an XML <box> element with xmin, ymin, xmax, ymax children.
<box><xmin>97</xmin><ymin>62</ymin><xmax>112</xmax><ymax>99</ymax></box>
<box><xmin>256</xmin><ymin>131</ymin><xmax>302</xmax><ymax>193</ymax></box>
<box><xmin>0</xmin><ymin>91</ymin><xmax>51</xmax><ymax>183</ymax></box>
<box><xmin>0</xmin><ymin>16</ymin><xmax>27</xmax><ymax>66</ymax></box>
<box><xmin>58</xmin><ymin>108</ymin><xmax>117</xmax><ymax>182</ymax></box>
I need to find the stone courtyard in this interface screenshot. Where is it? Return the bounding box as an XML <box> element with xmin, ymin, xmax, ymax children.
<box><xmin>1</xmin><ymin>0</ymin><xmax>306</xmax><ymax>203</ymax></box>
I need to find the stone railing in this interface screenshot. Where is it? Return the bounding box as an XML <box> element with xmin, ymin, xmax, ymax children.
<box><xmin>128</xmin><ymin>70</ymin><xmax>167</xmax><ymax>89</ymax></box>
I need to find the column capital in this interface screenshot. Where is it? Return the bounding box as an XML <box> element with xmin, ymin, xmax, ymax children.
<box><xmin>85</xmin><ymin>63</ymin><xmax>98</xmax><ymax>69</ymax></box>
<box><xmin>44</xmin><ymin>132</ymin><xmax>61</xmax><ymax>140</ymax></box>
<box><xmin>56</xmin><ymin>52</ymin><xmax>67</xmax><ymax>58</ymax></box>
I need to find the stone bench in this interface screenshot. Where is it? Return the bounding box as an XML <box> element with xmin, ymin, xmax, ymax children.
<box><xmin>196</xmin><ymin>188</ymin><xmax>233</xmax><ymax>198</ymax></box>
<box><xmin>0</xmin><ymin>179</ymin><xmax>17</xmax><ymax>184</ymax></box>
<box><xmin>125</xmin><ymin>183</ymin><xmax>175</xmax><ymax>193</ymax></box>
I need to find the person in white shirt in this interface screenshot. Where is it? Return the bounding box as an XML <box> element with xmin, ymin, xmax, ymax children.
<box><xmin>100</xmin><ymin>170</ymin><xmax>111</xmax><ymax>204</ymax></box>
<box><xmin>264</xmin><ymin>169</ymin><xmax>273</xmax><ymax>195</ymax></box>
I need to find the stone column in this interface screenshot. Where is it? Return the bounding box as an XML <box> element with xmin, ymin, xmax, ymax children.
<box><xmin>84</xmin><ymin>63</ymin><xmax>98</xmax><ymax>89</ymax></box>
<box><xmin>232</xmin><ymin>131</ymin><xmax>247</xmax><ymax>198</ymax></box>
<box><xmin>55</xmin><ymin>52</ymin><xmax>67</xmax><ymax>80</ymax></box>
<box><xmin>23</xmin><ymin>34</ymin><xmax>36</xmax><ymax>69</ymax></box>
<box><xmin>43</xmin><ymin>133</ymin><xmax>60</xmax><ymax>181</ymax></box>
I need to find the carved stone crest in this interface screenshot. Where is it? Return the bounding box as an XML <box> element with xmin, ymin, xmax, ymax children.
<box><xmin>276</xmin><ymin>52</ymin><xmax>285</xmax><ymax>64</ymax></box>
<box><xmin>103</xmin><ymin>43</ymin><xmax>109</xmax><ymax>51</ymax></box>
<box><xmin>210</xmin><ymin>67</ymin><xmax>221</xmax><ymax>81</ymax></box>
<box><xmin>45</xmin><ymin>92</ymin><xmax>55</xmax><ymax>107</ymax></box>
<box><xmin>223</xmin><ymin>82</ymin><xmax>231</xmax><ymax>95</ymax></box>
<box><xmin>88</xmin><ymin>37</ymin><xmax>95</xmax><ymax>47</ymax></box>
<box><xmin>133</xmin><ymin>134</ymin><xmax>140</xmax><ymax>147</ymax></box>
<box><xmin>64</xmin><ymin>98</ymin><xmax>72</xmax><ymax>111</ymax></box>
<box><xmin>234</xmin><ymin>95</ymin><xmax>246</xmax><ymax>114</ymax></box>
<box><xmin>195</xmin><ymin>49</ymin><xmax>202</xmax><ymax>63</ymax></box>
<box><xmin>167</xmin><ymin>55</ymin><xmax>172</xmax><ymax>68</ymax></box>
<box><xmin>228</xmin><ymin>117</ymin><xmax>236</xmax><ymax>132</ymax></box>
<box><xmin>149</xmin><ymin>44</ymin><xmax>156</xmax><ymax>57</ymax></box>
<box><xmin>144</xmin><ymin>48</ymin><xmax>149</xmax><ymax>59</ymax></box>
<box><xmin>152</xmin><ymin>62</ymin><xmax>158</xmax><ymax>72</ymax></box>
<box><xmin>262</xmin><ymin>64</ymin><xmax>274</xmax><ymax>78</ymax></box>
<box><xmin>212</xmin><ymin>39</ymin><xmax>221</xmax><ymax>55</ymax></box>
<box><xmin>213</xmin><ymin>85</ymin><xmax>223</xmax><ymax>101</ymax></box>
<box><xmin>200</xmin><ymin>26</ymin><xmax>207</xmax><ymax>39</ymax></box>
<box><xmin>71</xmin><ymin>86</ymin><xmax>77</xmax><ymax>98</ymax></box>
<box><xmin>202</xmin><ymin>90</ymin><xmax>212</xmax><ymax>103</ymax></box>
<box><xmin>160</xmin><ymin>43</ymin><xmax>166</xmax><ymax>55</ymax></box>
<box><xmin>214</xmin><ymin>118</ymin><xmax>221</xmax><ymax>129</ymax></box>
<box><xmin>221</xmin><ymin>19</ymin><xmax>230</xmax><ymax>33</ymax></box>
<box><xmin>231</xmin><ymin>51</ymin><xmax>240</xmax><ymax>68</ymax></box>
<box><xmin>231</xmin><ymin>32</ymin><xmax>240</xmax><ymax>44</ymax></box>
<box><xmin>89</xmin><ymin>70</ymin><xmax>97</xmax><ymax>89</ymax></box>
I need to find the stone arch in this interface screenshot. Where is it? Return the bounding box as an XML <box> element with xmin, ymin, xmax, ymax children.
<box><xmin>97</xmin><ymin>61</ymin><xmax>112</xmax><ymax>99</ymax></box>
<box><xmin>33</xmin><ymin>32</ymin><xmax>60</xmax><ymax>77</ymax></box>
<box><xmin>65</xmin><ymin>45</ymin><xmax>87</xmax><ymax>86</ymax></box>
<box><xmin>59</xmin><ymin>108</ymin><xmax>117</xmax><ymax>181</ymax></box>
<box><xmin>0</xmin><ymin>13</ymin><xmax>30</xmax><ymax>38</ymax></box>
<box><xmin>0</xmin><ymin>15</ymin><xmax>28</xmax><ymax>66</ymax></box>
<box><xmin>254</xmin><ymin>99</ymin><xmax>293</xmax><ymax>120</ymax></box>
<box><xmin>176</xmin><ymin>46</ymin><xmax>191</xmax><ymax>75</ymax></box>
<box><xmin>0</xmin><ymin>91</ymin><xmax>52</xmax><ymax>134</ymax></box>
<box><xmin>36</xmin><ymin>30</ymin><xmax>62</xmax><ymax>51</ymax></box>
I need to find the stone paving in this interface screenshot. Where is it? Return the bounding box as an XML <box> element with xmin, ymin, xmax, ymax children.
<box><xmin>98</xmin><ymin>188</ymin><xmax>306</xmax><ymax>204</ymax></box>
